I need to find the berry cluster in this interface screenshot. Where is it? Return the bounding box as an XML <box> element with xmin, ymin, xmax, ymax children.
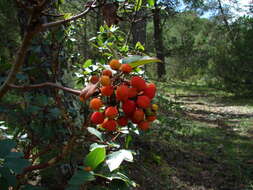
<box><xmin>88</xmin><ymin>59</ymin><xmax>158</xmax><ymax>132</ymax></box>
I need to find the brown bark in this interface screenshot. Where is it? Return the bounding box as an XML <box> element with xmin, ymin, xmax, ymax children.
<box><xmin>153</xmin><ymin>1</ymin><xmax>166</xmax><ymax>78</ymax></box>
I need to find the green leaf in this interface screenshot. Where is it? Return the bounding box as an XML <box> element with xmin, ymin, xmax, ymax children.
<box><xmin>106</xmin><ymin>150</ymin><xmax>133</xmax><ymax>171</ymax></box>
<box><xmin>0</xmin><ymin>167</ymin><xmax>17</xmax><ymax>186</ymax></box>
<box><xmin>84</xmin><ymin>147</ymin><xmax>106</xmax><ymax>170</ymax></box>
<box><xmin>0</xmin><ymin>139</ymin><xmax>16</xmax><ymax>158</ymax></box>
<box><xmin>90</xmin><ymin>143</ymin><xmax>107</xmax><ymax>152</ymax></box>
<box><xmin>128</xmin><ymin>56</ymin><xmax>162</xmax><ymax>68</ymax></box>
<box><xmin>68</xmin><ymin>170</ymin><xmax>95</xmax><ymax>185</ymax></box>
<box><xmin>83</xmin><ymin>59</ymin><xmax>93</xmax><ymax>68</ymax></box>
<box><xmin>64</xmin><ymin>13</ymin><xmax>72</xmax><ymax>19</ymax></box>
<box><xmin>4</xmin><ymin>157</ymin><xmax>30</xmax><ymax>174</ymax></box>
<box><xmin>87</xmin><ymin>127</ymin><xmax>103</xmax><ymax>141</ymax></box>
<box><xmin>147</xmin><ymin>0</ymin><xmax>155</xmax><ymax>6</ymax></box>
<box><xmin>135</xmin><ymin>42</ymin><xmax>145</xmax><ymax>51</ymax></box>
<box><xmin>134</xmin><ymin>0</ymin><xmax>142</xmax><ymax>11</ymax></box>
<box><xmin>121</xmin><ymin>55</ymin><xmax>142</xmax><ymax>64</ymax></box>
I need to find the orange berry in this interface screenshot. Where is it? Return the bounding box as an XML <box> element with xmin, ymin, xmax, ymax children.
<box><xmin>116</xmin><ymin>85</ymin><xmax>129</xmax><ymax>101</ymax></box>
<box><xmin>100</xmin><ymin>86</ymin><xmax>114</xmax><ymax>96</ymax></box>
<box><xmin>90</xmin><ymin>75</ymin><xmax>100</xmax><ymax>84</ymax></box>
<box><xmin>102</xmin><ymin>119</ymin><xmax>117</xmax><ymax>131</ymax></box>
<box><xmin>109</xmin><ymin>59</ymin><xmax>121</xmax><ymax>70</ymax></box>
<box><xmin>122</xmin><ymin>100</ymin><xmax>136</xmax><ymax>115</ymax></box>
<box><xmin>137</xmin><ymin>96</ymin><xmax>150</xmax><ymax>108</ymax></box>
<box><xmin>120</xmin><ymin>64</ymin><xmax>132</xmax><ymax>73</ymax></box>
<box><xmin>91</xmin><ymin>112</ymin><xmax>104</xmax><ymax>124</ymax></box>
<box><xmin>102</xmin><ymin>69</ymin><xmax>112</xmax><ymax>77</ymax></box>
<box><xmin>146</xmin><ymin>115</ymin><xmax>156</xmax><ymax>122</ymax></box>
<box><xmin>117</xmin><ymin>117</ymin><xmax>128</xmax><ymax>126</ymax></box>
<box><xmin>132</xmin><ymin>109</ymin><xmax>144</xmax><ymax>123</ymax></box>
<box><xmin>100</xmin><ymin>75</ymin><xmax>111</xmax><ymax>86</ymax></box>
<box><xmin>90</xmin><ymin>98</ymin><xmax>103</xmax><ymax>110</ymax></box>
<box><xmin>138</xmin><ymin>121</ymin><xmax>150</xmax><ymax>131</ymax></box>
<box><xmin>84</xmin><ymin>166</ymin><xmax>92</xmax><ymax>171</ymax></box>
<box><xmin>131</xmin><ymin>76</ymin><xmax>147</xmax><ymax>91</ymax></box>
<box><xmin>105</xmin><ymin>106</ymin><xmax>118</xmax><ymax>119</ymax></box>
<box><xmin>128</xmin><ymin>87</ymin><xmax>138</xmax><ymax>98</ymax></box>
<box><xmin>143</xmin><ymin>83</ymin><xmax>156</xmax><ymax>99</ymax></box>
<box><xmin>79</xmin><ymin>96</ymin><xmax>85</xmax><ymax>102</ymax></box>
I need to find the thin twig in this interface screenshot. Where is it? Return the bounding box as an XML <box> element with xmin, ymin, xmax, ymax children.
<box><xmin>8</xmin><ymin>82</ymin><xmax>81</xmax><ymax>96</ymax></box>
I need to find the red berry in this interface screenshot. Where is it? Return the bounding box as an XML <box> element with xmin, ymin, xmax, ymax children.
<box><xmin>143</xmin><ymin>83</ymin><xmax>156</xmax><ymax>99</ymax></box>
<box><xmin>128</xmin><ymin>87</ymin><xmax>138</xmax><ymax>98</ymax></box>
<box><xmin>146</xmin><ymin>115</ymin><xmax>156</xmax><ymax>122</ymax></box>
<box><xmin>132</xmin><ymin>109</ymin><xmax>144</xmax><ymax>123</ymax></box>
<box><xmin>137</xmin><ymin>96</ymin><xmax>150</xmax><ymax>108</ymax></box>
<box><xmin>116</xmin><ymin>85</ymin><xmax>129</xmax><ymax>101</ymax></box>
<box><xmin>120</xmin><ymin>64</ymin><xmax>132</xmax><ymax>73</ymax></box>
<box><xmin>105</xmin><ymin>106</ymin><xmax>118</xmax><ymax>119</ymax></box>
<box><xmin>102</xmin><ymin>119</ymin><xmax>117</xmax><ymax>131</ymax></box>
<box><xmin>122</xmin><ymin>100</ymin><xmax>136</xmax><ymax>115</ymax></box>
<box><xmin>91</xmin><ymin>112</ymin><xmax>104</xmax><ymax>124</ymax></box>
<box><xmin>138</xmin><ymin>121</ymin><xmax>150</xmax><ymax>131</ymax></box>
<box><xmin>90</xmin><ymin>75</ymin><xmax>99</xmax><ymax>84</ymax></box>
<box><xmin>102</xmin><ymin>69</ymin><xmax>112</xmax><ymax>77</ymax></box>
<box><xmin>100</xmin><ymin>86</ymin><xmax>114</xmax><ymax>96</ymax></box>
<box><xmin>131</xmin><ymin>76</ymin><xmax>147</xmax><ymax>91</ymax></box>
<box><xmin>117</xmin><ymin>117</ymin><xmax>128</xmax><ymax>126</ymax></box>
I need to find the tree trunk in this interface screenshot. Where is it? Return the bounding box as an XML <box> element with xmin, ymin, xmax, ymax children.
<box><xmin>153</xmin><ymin>1</ymin><xmax>166</xmax><ymax>78</ymax></box>
<box><xmin>132</xmin><ymin>11</ymin><xmax>146</xmax><ymax>46</ymax></box>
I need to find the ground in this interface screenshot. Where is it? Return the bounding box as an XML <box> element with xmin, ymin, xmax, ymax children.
<box><xmin>130</xmin><ymin>82</ymin><xmax>253</xmax><ymax>190</ymax></box>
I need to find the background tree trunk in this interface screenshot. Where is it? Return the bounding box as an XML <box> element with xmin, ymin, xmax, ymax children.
<box><xmin>153</xmin><ymin>1</ymin><xmax>166</xmax><ymax>78</ymax></box>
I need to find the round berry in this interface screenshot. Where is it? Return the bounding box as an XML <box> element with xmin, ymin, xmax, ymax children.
<box><xmin>100</xmin><ymin>86</ymin><xmax>114</xmax><ymax>96</ymax></box>
<box><xmin>102</xmin><ymin>119</ymin><xmax>117</xmax><ymax>131</ymax></box>
<box><xmin>91</xmin><ymin>112</ymin><xmax>104</xmax><ymax>124</ymax></box>
<box><xmin>90</xmin><ymin>98</ymin><xmax>103</xmax><ymax>110</ymax></box>
<box><xmin>116</xmin><ymin>85</ymin><xmax>129</xmax><ymax>101</ymax></box>
<box><xmin>105</xmin><ymin>106</ymin><xmax>118</xmax><ymax>119</ymax></box>
<box><xmin>102</xmin><ymin>69</ymin><xmax>112</xmax><ymax>77</ymax></box>
<box><xmin>120</xmin><ymin>64</ymin><xmax>132</xmax><ymax>73</ymax></box>
<box><xmin>138</xmin><ymin>121</ymin><xmax>150</xmax><ymax>131</ymax></box>
<box><xmin>137</xmin><ymin>95</ymin><xmax>150</xmax><ymax>108</ymax></box>
<box><xmin>109</xmin><ymin>59</ymin><xmax>121</xmax><ymax>70</ymax></box>
<box><xmin>122</xmin><ymin>100</ymin><xmax>136</xmax><ymax>115</ymax></box>
<box><xmin>100</xmin><ymin>75</ymin><xmax>111</xmax><ymax>86</ymax></box>
<box><xmin>117</xmin><ymin>117</ymin><xmax>128</xmax><ymax>126</ymax></box>
<box><xmin>131</xmin><ymin>76</ymin><xmax>147</xmax><ymax>91</ymax></box>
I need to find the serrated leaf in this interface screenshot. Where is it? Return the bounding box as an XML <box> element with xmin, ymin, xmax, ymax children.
<box><xmin>68</xmin><ymin>170</ymin><xmax>95</xmax><ymax>185</ymax></box>
<box><xmin>128</xmin><ymin>56</ymin><xmax>162</xmax><ymax>68</ymax></box>
<box><xmin>4</xmin><ymin>157</ymin><xmax>30</xmax><ymax>174</ymax></box>
<box><xmin>0</xmin><ymin>139</ymin><xmax>16</xmax><ymax>158</ymax></box>
<box><xmin>106</xmin><ymin>150</ymin><xmax>133</xmax><ymax>172</ymax></box>
<box><xmin>87</xmin><ymin>127</ymin><xmax>103</xmax><ymax>141</ymax></box>
<box><xmin>84</xmin><ymin>148</ymin><xmax>106</xmax><ymax>170</ymax></box>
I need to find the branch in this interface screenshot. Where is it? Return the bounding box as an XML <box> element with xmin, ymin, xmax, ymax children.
<box><xmin>8</xmin><ymin>82</ymin><xmax>81</xmax><ymax>96</ymax></box>
<box><xmin>41</xmin><ymin>0</ymin><xmax>97</xmax><ymax>29</ymax></box>
<box><xmin>0</xmin><ymin>0</ymin><xmax>97</xmax><ymax>100</ymax></box>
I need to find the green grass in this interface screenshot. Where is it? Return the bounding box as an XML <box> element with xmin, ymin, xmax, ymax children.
<box><xmin>130</xmin><ymin>82</ymin><xmax>253</xmax><ymax>190</ymax></box>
